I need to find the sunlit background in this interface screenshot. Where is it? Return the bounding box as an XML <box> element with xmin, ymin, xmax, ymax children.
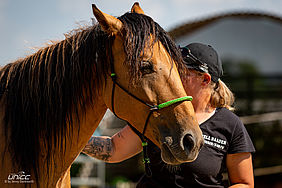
<box><xmin>1</xmin><ymin>0</ymin><xmax>282</xmax><ymax>187</ymax></box>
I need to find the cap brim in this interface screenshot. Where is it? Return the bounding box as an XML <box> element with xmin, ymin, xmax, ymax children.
<box><xmin>184</xmin><ymin>61</ymin><xmax>206</xmax><ymax>73</ymax></box>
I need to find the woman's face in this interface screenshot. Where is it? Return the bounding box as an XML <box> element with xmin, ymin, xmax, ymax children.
<box><xmin>181</xmin><ymin>69</ymin><xmax>203</xmax><ymax>96</ymax></box>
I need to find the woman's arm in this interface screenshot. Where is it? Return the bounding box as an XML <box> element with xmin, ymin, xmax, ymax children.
<box><xmin>226</xmin><ymin>152</ymin><xmax>254</xmax><ymax>188</ymax></box>
<box><xmin>82</xmin><ymin>125</ymin><xmax>143</xmax><ymax>163</ymax></box>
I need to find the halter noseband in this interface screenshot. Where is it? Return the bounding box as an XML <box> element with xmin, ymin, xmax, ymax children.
<box><xmin>108</xmin><ymin>41</ymin><xmax>192</xmax><ymax>177</ymax></box>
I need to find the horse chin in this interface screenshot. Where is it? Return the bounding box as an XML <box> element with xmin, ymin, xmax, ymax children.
<box><xmin>160</xmin><ymin>143</ymin><xmax>198</xmax><ymax>165</ymax></box>
<box><xmin>160</xmin><ymin>143</ymin><xmax>181</xmax><ymax>165</ymax></box>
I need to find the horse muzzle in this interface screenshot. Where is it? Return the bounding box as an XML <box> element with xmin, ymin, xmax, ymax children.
<box><xmin>160</xmin><ymin>132</ymin><xmax>204</xmax><ymax>164</ymax></box>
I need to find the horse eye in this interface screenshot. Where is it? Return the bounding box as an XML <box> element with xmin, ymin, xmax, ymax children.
<box><xmin>140</xmin><ymin>61</ymin><xmax>154</xmax><ymax>75</ymax></box>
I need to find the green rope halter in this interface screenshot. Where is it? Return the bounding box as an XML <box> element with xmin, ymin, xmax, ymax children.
<box><xmin>156</xmin><ymin>96</ymin><xmax>193</xmax><ymax>110</ymax></box>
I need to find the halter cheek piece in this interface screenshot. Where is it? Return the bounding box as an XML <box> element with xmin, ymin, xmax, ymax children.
<box><xmin>109</xmin><ymin>44</ymin><xmax>192</xmax><ymax>177</ymax></box>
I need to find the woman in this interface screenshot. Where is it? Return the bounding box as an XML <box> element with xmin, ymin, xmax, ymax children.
<box><xmin>82</xmin><ymin>43</ymin><xmax>255</xmax><ymax>188</ymax></box>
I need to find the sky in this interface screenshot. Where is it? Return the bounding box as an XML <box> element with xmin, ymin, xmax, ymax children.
<box><xmin>1</xmin><ymin>0</ymin><xmax>282</xmax><ymax>65</ymax></box>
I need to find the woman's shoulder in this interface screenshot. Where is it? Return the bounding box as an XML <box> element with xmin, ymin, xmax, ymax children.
<box><xmin>215</xmin><ymin>107</ymin><xmax>241</xmax><ymax>123</ymax></box>
<box><xmin>205</xmin><ymin>107</ymin><xmax>244</xmax><ymax>136</ymax></box>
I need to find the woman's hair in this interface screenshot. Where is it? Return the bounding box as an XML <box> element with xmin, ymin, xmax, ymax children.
<box><xmin>209</xmin><ymin>79</ymin><xmax>235</xmax><ymax>111</ymax></box>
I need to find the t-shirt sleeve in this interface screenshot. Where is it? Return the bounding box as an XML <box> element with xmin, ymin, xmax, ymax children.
<box><xmin>228</xmin><ymin>119</ymin><xmax>256</xmax><ymax>154</ymax></box>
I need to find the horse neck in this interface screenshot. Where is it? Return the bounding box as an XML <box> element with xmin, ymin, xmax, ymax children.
<box><xmin>0</xmin><ymin>95</ymin><xmax>107</xmax><ymax>188</ymax></box>
<box><xmin>48</xmin><ymin>95</ymin><xmax>107</xmax><ymax>185</ymax></box>
<box><xmin>40</xmin><ymin>97</ymin><xmax>107</xmax><ymax>187</ymax></box>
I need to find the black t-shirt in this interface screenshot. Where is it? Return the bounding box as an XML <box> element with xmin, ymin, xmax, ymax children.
<box><xmin>136</xmin><ymin>108</ymin><xmax>255</xmax><ymax>188</ymax></box>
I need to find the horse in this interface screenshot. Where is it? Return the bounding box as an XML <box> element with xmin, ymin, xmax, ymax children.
<box><xmin>0</xmin><ymin>3</ymin><xmax>203</xmax><ymax>187</ymax></box>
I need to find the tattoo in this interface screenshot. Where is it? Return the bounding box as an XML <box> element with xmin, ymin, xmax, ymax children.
<box><xmin>82</xmin><ymin>137</ymin><xmax>113</xmax><ymax>161</ymax></box>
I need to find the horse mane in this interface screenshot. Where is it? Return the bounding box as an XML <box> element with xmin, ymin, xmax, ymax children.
<box><xmin>0</xmin><ymin>24</ymin><xmax>111</xmax><ymax>184</ymax></box>
<box><xmin>0</xmin><ymin>12</ymin><xmax>184</xmax><ymax>185</ymax></box>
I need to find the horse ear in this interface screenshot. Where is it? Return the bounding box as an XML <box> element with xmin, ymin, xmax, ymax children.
<box><xmin>92</xmin><ymin>4</ymin><xmax>123</xmax><ymax>35</ymax></box>
<box><xmin>131</xmin><ymin>2</ymin><xmax>145</xmax><ymax>14</ymax></box>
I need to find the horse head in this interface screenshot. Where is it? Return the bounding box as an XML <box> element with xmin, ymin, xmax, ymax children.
<box><xmin>93</xmin><ymin>3</ymin><xmax>204</xmax><ymax>164</ymax></box>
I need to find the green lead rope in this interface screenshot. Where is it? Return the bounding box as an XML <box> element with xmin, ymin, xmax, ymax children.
<box><xmin>142</xmin><ymin>142</ymin><xmax>150</xmax><ymax>164</ymax></box>
<box><xmin>142</xmin><ymin>141</ymin><xmax>152</xmax><ymax>177</ymax></box>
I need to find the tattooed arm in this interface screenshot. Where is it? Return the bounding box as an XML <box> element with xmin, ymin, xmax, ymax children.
<box><xmin>82</xmin><ymin>125</ymin><xmax>143</xmax><ymax>163</ymax></box>
<box><xmin>82</xmin><ymin>136</ymin><xmax>113</xmax><ymax>161</ymax></box>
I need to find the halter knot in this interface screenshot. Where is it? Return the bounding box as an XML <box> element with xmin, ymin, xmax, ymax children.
<box><xmin>110</xmin><ymin>73</ymin><xmax>117</xmax><ymax>81</ymax></box>
<box><xmin>143</xmin><ymin>157</ymin><xmax>151</xmax><ymax>164</ymax></box>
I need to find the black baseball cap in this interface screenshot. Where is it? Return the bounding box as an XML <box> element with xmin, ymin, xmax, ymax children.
<box><xmin>180</xmin><ymin>43</ymin><xmax>223</xmax><ymax>83</ymax></box>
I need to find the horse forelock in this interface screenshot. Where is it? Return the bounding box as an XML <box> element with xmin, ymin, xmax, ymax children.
<box><xmin>118</xmin><ymin>12</ymin><xmax>185</xmax><ymax>84</ymax></box>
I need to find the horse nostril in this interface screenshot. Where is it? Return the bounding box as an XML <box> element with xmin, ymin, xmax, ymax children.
<box><xmin>182</xmin><ymin>134</ymin><xmax>195</xmax><ymax>154</ymax></box>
